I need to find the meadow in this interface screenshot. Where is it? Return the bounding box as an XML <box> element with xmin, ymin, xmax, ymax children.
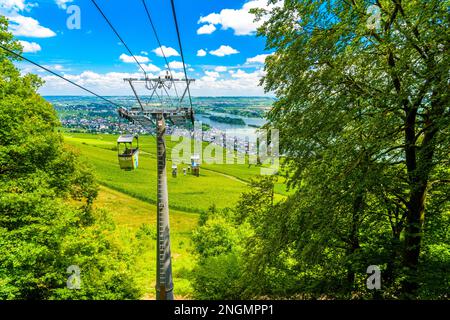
<box><xmin>63</xmin><ymin>132</ymin><xmax>288</xmax><ymax>298</ymax></box>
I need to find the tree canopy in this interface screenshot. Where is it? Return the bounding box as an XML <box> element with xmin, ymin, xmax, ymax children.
<box><xmin>256</xmin><ymin>0</ymin><xmax>449</xmax><ymax>298</ymax></box>
<box><xmin>191</xmin><ymin>0</ymin><xmax>449</xmax><ymax>300</ymax></box>
<box><xmin>0</xmin><ymin>17</ymin><xmax>139</xmax><ymax>299</ymax></box>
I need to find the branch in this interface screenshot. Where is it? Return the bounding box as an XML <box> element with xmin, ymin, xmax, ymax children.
<box><xmin>428</xmin><ymin>179</ymin><xmax>450</xmax><ymax>188</ymax></box>
<box><xmin>373</xmin><ymin>145</ymin><xmax>406</xmax><ymax>161</ymax></box>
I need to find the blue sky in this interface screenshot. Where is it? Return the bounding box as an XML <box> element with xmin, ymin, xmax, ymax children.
<box><xmin>1</xmin><ymin>0</ymin><xmax>276</xmax><ymax>96</ymax></box>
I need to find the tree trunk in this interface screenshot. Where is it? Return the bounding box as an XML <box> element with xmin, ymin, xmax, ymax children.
<box><xmin>402</xmin><ymin>89</ymin><xmax>442</xmax><ymax>297</ymax></box>
<box><xmin>403</xmin><ymin>184</ymin><xmax>427</xmax><ymax>296</ymax></box>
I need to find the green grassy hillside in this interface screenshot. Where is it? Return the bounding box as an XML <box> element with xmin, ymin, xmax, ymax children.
<box><xmin>65</xmin><ymin>134</ymin><xmax>249</xmax><ymax>212</ymax></box>
<box><xmin>64</xmin><ymin>133</ymin><xmax>288</xmax><ymax>212</ymax></box>
<box><xmin>63</xmin><ymin>132</ymin><xmax>288</xmax><ymax>298</ymax></box>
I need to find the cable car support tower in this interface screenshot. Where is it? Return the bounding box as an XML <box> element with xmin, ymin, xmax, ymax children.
<box><xmin>118</xmin><ymin>75</ymin><xmax>195</xmax><ymax>300</ymax></box>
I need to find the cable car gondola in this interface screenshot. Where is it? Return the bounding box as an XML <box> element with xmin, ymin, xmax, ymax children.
<box><xmin>117</xmin><ymin>134</ymin><xmax>139</xmax><ymax>170</ymax></box>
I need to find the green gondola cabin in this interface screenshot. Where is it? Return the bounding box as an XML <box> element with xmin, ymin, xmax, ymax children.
<box><xmin>117</xmin><ymin>134</ymin><xmax>139</xmax><ymax>170</ymax></box>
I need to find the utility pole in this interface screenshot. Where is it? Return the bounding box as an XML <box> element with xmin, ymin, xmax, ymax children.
<box><xmin>118</xmin><ymin>76</ymin><xmax>194</xmax><ymax>300</ymax></box>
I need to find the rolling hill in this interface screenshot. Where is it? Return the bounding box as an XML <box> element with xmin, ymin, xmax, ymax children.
<box><xmin>63</xmin><ymin>132</ymin><xmax>288</xmax><ymax>298</ymax></box>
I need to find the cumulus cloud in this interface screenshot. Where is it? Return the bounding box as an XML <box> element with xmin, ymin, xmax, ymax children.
<box><xmin>209</xmin><ymin>45</ymin><xmax>239</xmax><ymax>57</ymax></box>
<box><xmin>197</xmin><ymin>24</ymin><xmax>216</xmax><ymax>35</ymax></box>
<box><xmin>159</xmin><ymin>70</ymin><xmax>185</xmax><ymax>78</ymax></box>
<box><xmin>245</xmin><ymin>53</ymin><xmax>272</xmax><ymax>64</ymax></box>
<box><xmin>197</xmin><ymin>0</ymin><xmax>280</xmax><ymax>36</ymax></box>
<box><xmin>55</xmin><ymin>0</ymin><xmax>73</xmax><ymax>9</ymax></box>
<box><xmin>197</xmin><ymin>49</ymin><xmax>207</xmax><ymax>57</ymax></box>
<box><xmin>18</xmin><ymin>40</ymin><xmax>41</xmax><ymax>53</ymax></box>
<box><xmin>36</xmin><ymin>68</ymin><xmax>269</xmax><ymax>96</ymax></box>
<box><xmin>8</xmin><ymin>15</ymin><xmax>56</xmax><ymax>38</ymax></box>
<box><xmin>18</xmin><ymin>63</ymin><xmax>69</xmax><ymax>75</ymax></box>
<box><xmin>168</xmin><ymin>61</ymin><xmax>187</xmax><ymax>69</ymax></box>
<box><xmin>230</xmin><ymin>69</ymin><xmax>265</xmax><ymax>79</ymax></box>
<box><xmin>48</xmin><ymin>64</ymin><xmax>66</xmax><ymax>71</ymax></box>
<box><xmin>39</xmin><ymin>71</ymin><xmax>153</xmax><ymax>96</ymax></box>
<box><xmin>1</xmin><ymin>1</ymin><xmax>55</xmax><ymax>38</ymax></box>
<box><xmin>152</xmin><ymin>45</ymin><xmax>179</xmax><ymax>57</ymax></box>
<box><xmin>200</xmin><ymin>71</ymin><xmax>221</xmax><ymax>82</ymax></box>
<box><xmin>204</xmin><ymin>71</ymin><xmax>220</xmax><ymax>78</ymax></box>
<box><xmin>0</xmin><ymin>0</ymin><xmax>26</xmax><ymax>11</ymax></box>
<box><xmin>119</xmin><ymin>53</ymin><xmax>150</xmax><ymax>63</ymax></box>
<box><xmin>194</xmin><ymin>68</ymin><xmax>267</xmax><ymax>96</ymax></box>
<box><xmin>214</xmin><ymin>66</ymin><xmax>227</xmax><ymax>72</ymax></box>
<box><xmin>142</xmin><ymin>64</ymin><xmax>161</xmax><ymax>72</ymax></box>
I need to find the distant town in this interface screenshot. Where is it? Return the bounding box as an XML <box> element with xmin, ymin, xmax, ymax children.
<box><xmin>47</xmin><ymin>96</ymin><xmax>275</xmax><ymax>155</ymax></box>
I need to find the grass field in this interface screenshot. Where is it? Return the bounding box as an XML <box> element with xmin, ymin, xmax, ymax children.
<box><xmin>64</xmin><ymin>132</ymin><xmax>288</xmax><ymax>298</ymax></box>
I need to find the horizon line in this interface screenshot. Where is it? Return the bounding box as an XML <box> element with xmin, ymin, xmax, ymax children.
<box><xmin>42</xmin><ymin>95</ymin><xmax>276</xmax><ymax>98</ymax></box>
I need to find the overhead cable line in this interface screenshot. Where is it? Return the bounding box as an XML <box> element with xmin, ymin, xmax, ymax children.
<box><xmin>169</xmin><ymin>0</ymin><xmax>194</xmax><ymax>124</ymax></box>
<box><xmin>91</xmin><ymin>0</ymin><xmax>148</xmax><ymax>78</ymax></box>
<box><xmin>142</xmin><ymin>0</ymin><xmax>179</xmax><ymax>100</ymax></box>
<box><xmin>0</xmin><ymin>44</ymin><xmax>121</xmax><ymax>108</ymax></box>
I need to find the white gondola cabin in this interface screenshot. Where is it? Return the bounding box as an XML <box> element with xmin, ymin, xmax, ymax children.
<box><xmin>191</xmin><ymin>154</ymin><xmax>200</xmax><ymax>177</ymax></box>
<box><xmin>117</xmin><ymin>134</ymin><xmax>139</xmax><ymax>170</ymax></box>
<box><xmin>172</xmin><ymin>164</ymin><xmax>178</xmax><ymax>178</ymax></box>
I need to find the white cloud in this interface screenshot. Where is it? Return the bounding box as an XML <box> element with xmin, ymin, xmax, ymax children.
<box><xmin>230</xmin><ymin>69</ymin><xmax>265</xmax><ymax>79</ymax></box>
<box><xmin>119</xmin><ymin>53</ymin><xmax>150</xmax><ymax>63</ymax></box>
<box><xmin>209</xmin><ymin>45</ymin><xmax>239</xmax><ymax>57</ymax></box>
<box><xmin>55</xmin><ymin>0</ymin><xmax>73</xmax><ymax>9</ymax></box>
<box><xmin>197</xmin><ymin>49</ymin><xmax>207</xmax><ymax>57</ymax></box>
<box><xmin>18</xmin><ymin>40</ymin><xmax>41</xmax><ymax>53</ymax></box>
<box><xmin>214</xmin><ymin>66</ymin><xmax>227</xmax><ymax>72</ymax></box>
<box><xmin>0</xmin><ymin>0</ymin><xmax>26</xmax><ymax>11</ymax></box>
<box><xmin>197</xmin><ymin>24</ymin><xmax>216</xmax><ymax>35</ymax></box>
<box><xmin>188</xmin><ymin>67</ymin><xmax>195</xmax><ymax>72</ymax></box>
<box><xmin>204</xmin><ymin>71</ymin><xmax>220</xmax><ymax>78</ymax></box>
<box><xmin>201</xmin><ymin>70</ymin><xmax>221</xmax><ymax>82</ymax></box>
<box><xmin>142</xmin><ymin>64</ymin><xmax>161</xmax><ymax>72</ymax></box>
<box><xmin>168</xmin><ymin>61</ymin><xmax>186</xmax><ymax>69</ymax></box>
<box><xmin>51</xmin><ymin>64</ymin><xmax>65</xmax><ymax>71</ymax></box>
<box><xmin>245</xmin><ymin>53</ymin><xmax>272</xmax><ymax>64</ymax></box>
<box><xmin>141</xmin><ymin>51</ymin><xmax>148</xmax><ymax>55</ymax></box>
<box><xmin>34</xmin><ymin>65</ymin><xmax>269</xmax><ymax>96</ymax></box>
<box><xmin>18</xmin><ymin>63</ymin><xmax>69</xmax><ymax>75</ymax></box>
<box><xmin>194</xmin><ymin>68</ymin><xmax>267</xmax><ymax>96</ymax></box>
<box><xmin>158</xmin><ymin>70</ymin><xmax>185</xmax><ymax>78</ymax></box>
<box><xmin>38</xmin><ymin>71</ymin><xmax>146</xmax><ymax>96</ymax></box>
<box><xmin>152</xmin><ymin>45</ymin><xmax>179</xmax><ymax>57</ymax></box>
<box><xmin>36</xmin><ymin>70</ymin><xmax>270</xmax><ymax>96</ymax></box>
<box><xmin>40</xmin><ymin>64</ymin><xmax>69</xmax><ymax>72</ymax></box>
<box><xmin>8</xmin><ymin>15</ymin><xmax>56</xmax><ymax>38</ymax></box>
<box><xmin>197</xmin><ymin>0</ymin><xmax>280</xmax><ymax>36</ymax></box>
